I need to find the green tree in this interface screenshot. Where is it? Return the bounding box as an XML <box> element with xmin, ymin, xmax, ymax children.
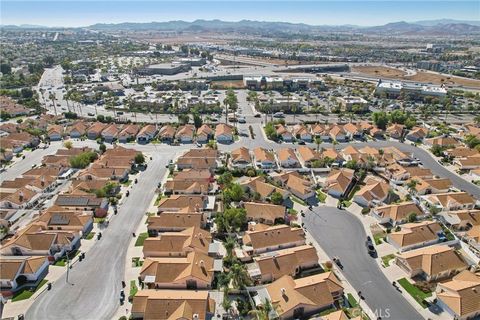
<box><xmin>270</xmin><ymin>191</ymin><xmax>284</xmax><ymax>205</ymax></box>
<box><xmin>135</xmin><ymin>153</ymin><xmax>145</xmax><ymax>164</ymax></box>
<box><xmin>372</xmin><ymin>111</ymin><xmax>388</xmax><ymax>130</ymax></box>
<box><xmin>0</xmin><ymin>63</ymin><xmax>12</xmax><ymax>75</ymax></box>
<box><xmin>99</xmin><ymin>143</ymin><xmax>107</xmax><ymax>153</ymax></box>
<box><xmin>407</xmin><ymin>212</ymin><xmax>417</xmax><ymax>223</ymax></box>
<box><xmin>193</xmin><ymin>113</ymin><xmax>203</xmax><ymax>129</ymax></box>
<box><xmin>230</xmin><ymin>262</ymin><xmax>251</xmax><ymax>289</ymax></box>
<box><xmin>63</xmin><ymin>141</ymin><xmax>73</xmax><ymax>149</ymax></box>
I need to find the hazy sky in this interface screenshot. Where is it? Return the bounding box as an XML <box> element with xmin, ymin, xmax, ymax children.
<box><xmin>1</xmin><ymin>1</ymin><xmax>479</xmax><ymax>27</ymax></box>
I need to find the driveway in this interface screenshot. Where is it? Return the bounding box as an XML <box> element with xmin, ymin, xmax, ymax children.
<box><xmin>25</xmin><ymin>152</ymin><xmax>171</xmax><ymax>320</ymax></box>
<box><xmin>304</xmin><ymin>206</ymin><xmax>423</xmax><ymax>320</ymax></box>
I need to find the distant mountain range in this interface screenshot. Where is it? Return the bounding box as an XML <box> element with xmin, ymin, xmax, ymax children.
<box><xmin>2</xmin><ymin>19</ymin><xmax>480</xmax><ymax>35</ymax></box>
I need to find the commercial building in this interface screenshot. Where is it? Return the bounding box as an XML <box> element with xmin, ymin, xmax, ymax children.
<box><xmin>137</xmin><ymin>63</ymin><xmax>191</xmax><ymax>75</ymax></box>
<box><xmin>375</xmin><ymin>79</ymin><xmax>447</xmax><ymax>100</ymax></box>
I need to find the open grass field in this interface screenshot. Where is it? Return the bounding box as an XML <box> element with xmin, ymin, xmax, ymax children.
<box><xmin>352</xmin><ymin>65</ymin><xmax>480</xmax><ymax>89</ymax></box>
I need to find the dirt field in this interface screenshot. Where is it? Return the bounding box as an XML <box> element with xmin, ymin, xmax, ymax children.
<box><xmin>210</xmin><ymin>80</ymin><xmax>245</xmax><ymax>89</ymax></box>
<box><xmin>352</xmin><ymin>65</ymin><xmax>480</xmax><ymax>89</ymax></box>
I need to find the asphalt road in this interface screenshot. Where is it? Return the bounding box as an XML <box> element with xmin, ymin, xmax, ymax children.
<box><xmin>304</xmin><ymin>207</ymin><xmax>423</xmax><ymax>320</ymax></box>
<box><xmin>25</xmin><ymin>151</ymin><xmax>172</xmax><ymax>320</ymax></box>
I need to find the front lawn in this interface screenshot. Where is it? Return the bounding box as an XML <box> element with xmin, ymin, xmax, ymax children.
<box><xmin>129</xmin><ymin>280</ymin><xmax>138</xmax><ymax>299</ymax></box>
<box><xmin>84</xmin><ymin>232</ymin><xmax>95</xmax><ymax>240</ymax></box>
<box><xmin>373</xmin><ymin>232</ymin><xmax>386</xmax><ymax>245</ymax></box>
<box><xmin>54</xmin><ymin>250</ymin><xmax>80</xmax><ymax>266</ymax></box>
<box><xmin>347</xmin><ymin>293</ymin><xmax>358</xmax><ymax>307</ymax></box>
<box><xmin>290</xmin><ymin>195</ymin><xmax>307</xmax><ymax>206</ymax></box>
<box><xmin>132</xmin><ymin>257</ymin><xmax>144</xmax><ymax>267</ymax></box>
<box><xmin>134</xmin><ymin>232</ymin><xmax>149</xmax><ymax>246</ymax></box>
<box><xmin>12</xmin><ymin>279</ymin><xmax>48</xmax><ymax>302</ymax></box>
<box><xmin>381</xmin><ymin>254</ymin><xmax>395</xmax><ymax>267</ymax></box>
<box><xmin>121</xmin><ymin>180</ymin><xmax>132</xmax><ymax>186</ymax></box>
<box><xmin>316</xmin><ymin>190</ymin><xmax>327</xmax><ymax>203</ymax></box>
<box><xmin>397</xmin><ymin>278</ymin><xmax>432</xmax><ymax>308</ymax></box>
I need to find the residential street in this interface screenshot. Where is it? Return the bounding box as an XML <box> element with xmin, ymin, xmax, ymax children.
<box><xmin>25</xmin><ymin>152</ymin><xmax>172</xmax><ymax>320</ymax></box>
<box><xmin>304</xmin><ymin>206</ymin><xmax>423</xmax><ymax>320</ymax></box>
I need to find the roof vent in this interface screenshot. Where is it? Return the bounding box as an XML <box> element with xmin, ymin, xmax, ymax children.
<box><xmin>281</xmin><ymin>288</ymin><xmax>287</xmax><ymax>295</ymax></box>
<box><xmin>193</xmin><ymin>314</ymin><xmax>199</xmax><ymax>320</ymax></box>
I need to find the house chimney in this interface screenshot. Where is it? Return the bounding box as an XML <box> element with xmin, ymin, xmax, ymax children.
<box><xmin>19</xmin><ymin>191</ymin><xmax>24</xmax><ymax>202</ymax></box>
<box><xmin>41</xmin><ymin>176</ymin><xmax>45</xmax><ymax>187</ymax></box>
<box><xmin>199</xmin><ymin>260</ymin><xmax>205</xmax><ymax>268</ymax></box>
<box><xmin>281</xmin><ymin>288</ymin><xmax>287</xmax><ymax>295</ymax></box>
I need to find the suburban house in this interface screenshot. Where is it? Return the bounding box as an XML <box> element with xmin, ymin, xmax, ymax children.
<box><xmin>139</xmin><ymin>251</ymin><xmax>214</xmax><ymax>289</ymax></box>
<box><xmin>196</xmin><ymin>124</ymin><xmax>213</xmax><ymax>143</ymax></box>
<box><xmin>277</xmin><ymin>148</ymin><xmax>301</xmax><ymax>168</ymax></box>
<box><xmin>297</xmin><ymin>146</ymin><xmax>322</xmax><ymax>167</ymax></box>
<box><xmin>324</xmin><ymin>168</ymin><xmax>355</xmax><ymax>198</ymax></box>
<box><xmin>329</xmin><ymin>125</ymin><xmax>347</xmax><ymax>142</ymax></box>
<box><xmin>47</xmin><ymin>124</ymin><xmax>64</xmax><ymax>141</ymax></box>
<box><xmin>256</xmin><ymin>272</ymin><xmax>344</xmax><ymax>320</ymax></box>
<box><xmin>421</xmin><ymin>192</ymin><xmax>477</xmax><ymax>213</ymax></box>
<box><xmin>142</xmin><ymin>226</ymin><xmax>212</xmax><ymax>257</ymax></box>
<box><xmin>241</xmin><ymin>224</ymin><xmax>305</xmax><ymax>257</ymax></box>
<box><xmin>248</xmin><ymin>244</ymin><xmax>319</xmax><ymax>284</ymax></box>
<box><xmin>157</xmin><ymin>195</ymin><xmax>209</xmax><ymax>213</ymax></box>
<box><xmin>386</xmin><ymin>124</ymin><xmax>404</xmax><ymax>140</ymax></box>
<box><xmin>292</xmin><ymin>124</ymin><xmax>312</xmax><ymax>142</ymax></box>
<box><xmin>36</xmin><ymin>205</ymin><xmax>93</xmax><ymax>234</ymax></box>
<box><xmin>230</xmin><ymin>147</ymin><xmax>252</xmax><ymax>169</ymax></box>
<box><xmin>276</xmin><ymin>124</ymin><xmax>294</xmax><ymax>142</ymax></box>
<box><xmin>454</xmin><ymin>155</ymin><xmax>480</xmax><ymax>171</ymax></box>
<box><xmin>0</xmin><ymin>223</ymin><xmax>80</xmax><ymax>261</ymax></box>
<box><xmin>175</xmin><ymin>124</ymin><xmax>195</xmax><ymax>143</ymax></box>
<box><xmin>137</xmin><ymin>125</ymin><xmax>158</xmax><ymax>144</ymax></box>
<box><xmin>215</xmin><ymin>123</ymin><xmax>234</xmax><ymax>143</ymax></box>
<box><xmin>353</xmin><ymin>177</ymin><xmax>390</xmax><ymax>207</ymax></box>
<box><xmin>54</xmin><ymin>194</ymin><xmax>109</xmax><ymax>217</ymax></box>
<box><xmin>0</xmin><ymin>256</ymin><xmax>49</xmax><ymax>294</ymax></box>
<box><xmin>387</xmin><ymin>221</ymin><xmax>443</xmax><ymax>252</ymax></box>
<box><xmin>118</xmin><ymin>124</ymin><xmax>140</xmax><ymax>143</ymax></box>
<box><xmin>438</xmin><ymin>209</ymin><xmax>480</xmax><ymax>231</ymax></box>
<box><xmin>131</xmin><ymin>290</ymin><xmax>215</xmax><ymax>320</ymax></box>
<box><xmin>253</xmin><ymin>147</ymin><xmax>277</xmax><ymax>169</ymax></box>
<box><xmin>343</xmin><ymin>122</ymin><xmax>363</xmax><ymax>140</ymax></box>
<box><xmin>406</xmin><ymin>127</ymin><xmax>428</xmax><ymax>142</ymax></box>
<box><xmin>311</xmin><ymin>123</ymin><xmax>331</xmax><ymax>141</ymax></box>
<box><xmin>176</xmin><ymin>149</ymin><xmax>218</xmax><ymax>171</ymax></box>
<box><xmin>101</xmin><ymin>124</ymin><xmax>120</xmax><ymax>143</ymax></box>
<box><xmin>67</xmin><ymin>121</ymin><xmax>87</xmax><ymax>138</ymax></box>
<box><xmin>372</xmin><ymin>202</ymin><xmax>425</xmax><ymax>225</ymax></box>
<box><xmin>158</xmin><ymin>125</ymin><xmax>176</xmax><ymax>142</ymax></box>
<box><xmin>164</xmin><ymin>169</ymin><xmax>213</xmax><ymax>195</ymax></box>
<box><xmin>146</xmin><ymin>211</ymin><xmax>204</xmax><ymax>235</ymax></box>
<box><xmin>410</xmin><ymin>177</ymin><xmax>452</xmax><ymax>195</ymax></box>
<box><xmin>395</xmin><ymin>245</ymin><xmax>467</xmax><ymax>282</ymax></box>
<box><xmin>436</xmin><ymin>270</ymin><xmax>480</xmax><ymax>320</ymax></box>
<box><xmin>272</xmin><ymin>172</ymin><xmax>315</xmax><ymax>201</ymax></box>
<box><xmin>240</xmin><ymin>177</ymin><xmax>289</xmax><ymax>201</ymax></box>
<box><xmin>424</xmin><ymin>136</ymin><xmax>457</xmax><ymax>148</ymax></box>
<box><xmin>244</xmin><ymin>202</ymin><xmax>286</xmax><ymax>225</ymax></box>
<box><xmin>87</xmin><ymin>122</ymin><xmax>107</xmax><ymax>140</ymax></box>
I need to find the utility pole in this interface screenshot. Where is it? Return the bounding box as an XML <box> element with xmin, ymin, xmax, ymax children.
<box><xmin>66</xmin><ymin>250</ymin><xmax>71</xmax><ymax>285</ymax></box>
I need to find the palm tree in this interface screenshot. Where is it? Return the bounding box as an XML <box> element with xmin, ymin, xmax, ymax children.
<box><xmin>249</xmin><ymin>299</ymin><xmax>275</xmax><ymax>320</ymax></box>
<box><xmin>224</xmin><ymin>236</ymin><xmax>236</xmax><ymax>260</ymax></box>
<box><xmin>230</xmin><ymin>262</ymin><xmax>251</xmax><ymax>289</ymax></box>
<box><xmin>49</xmin><ymin>92</ymin><xmax>58</xmax><ymax>116</ymax></box>
<box><xmin>315</xmin><ymin>137</ymin><xmax>322</xmax><ymax>153</ymax></box>
<box><xmin>406</xmin><ymin>179</ymin><xmax>418</xmax><ymax>195</ymax></box>
<box><xmin>221</xmin><ymin>292</ymin><xmax>234</xmax><ymax>317</ymax></box>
